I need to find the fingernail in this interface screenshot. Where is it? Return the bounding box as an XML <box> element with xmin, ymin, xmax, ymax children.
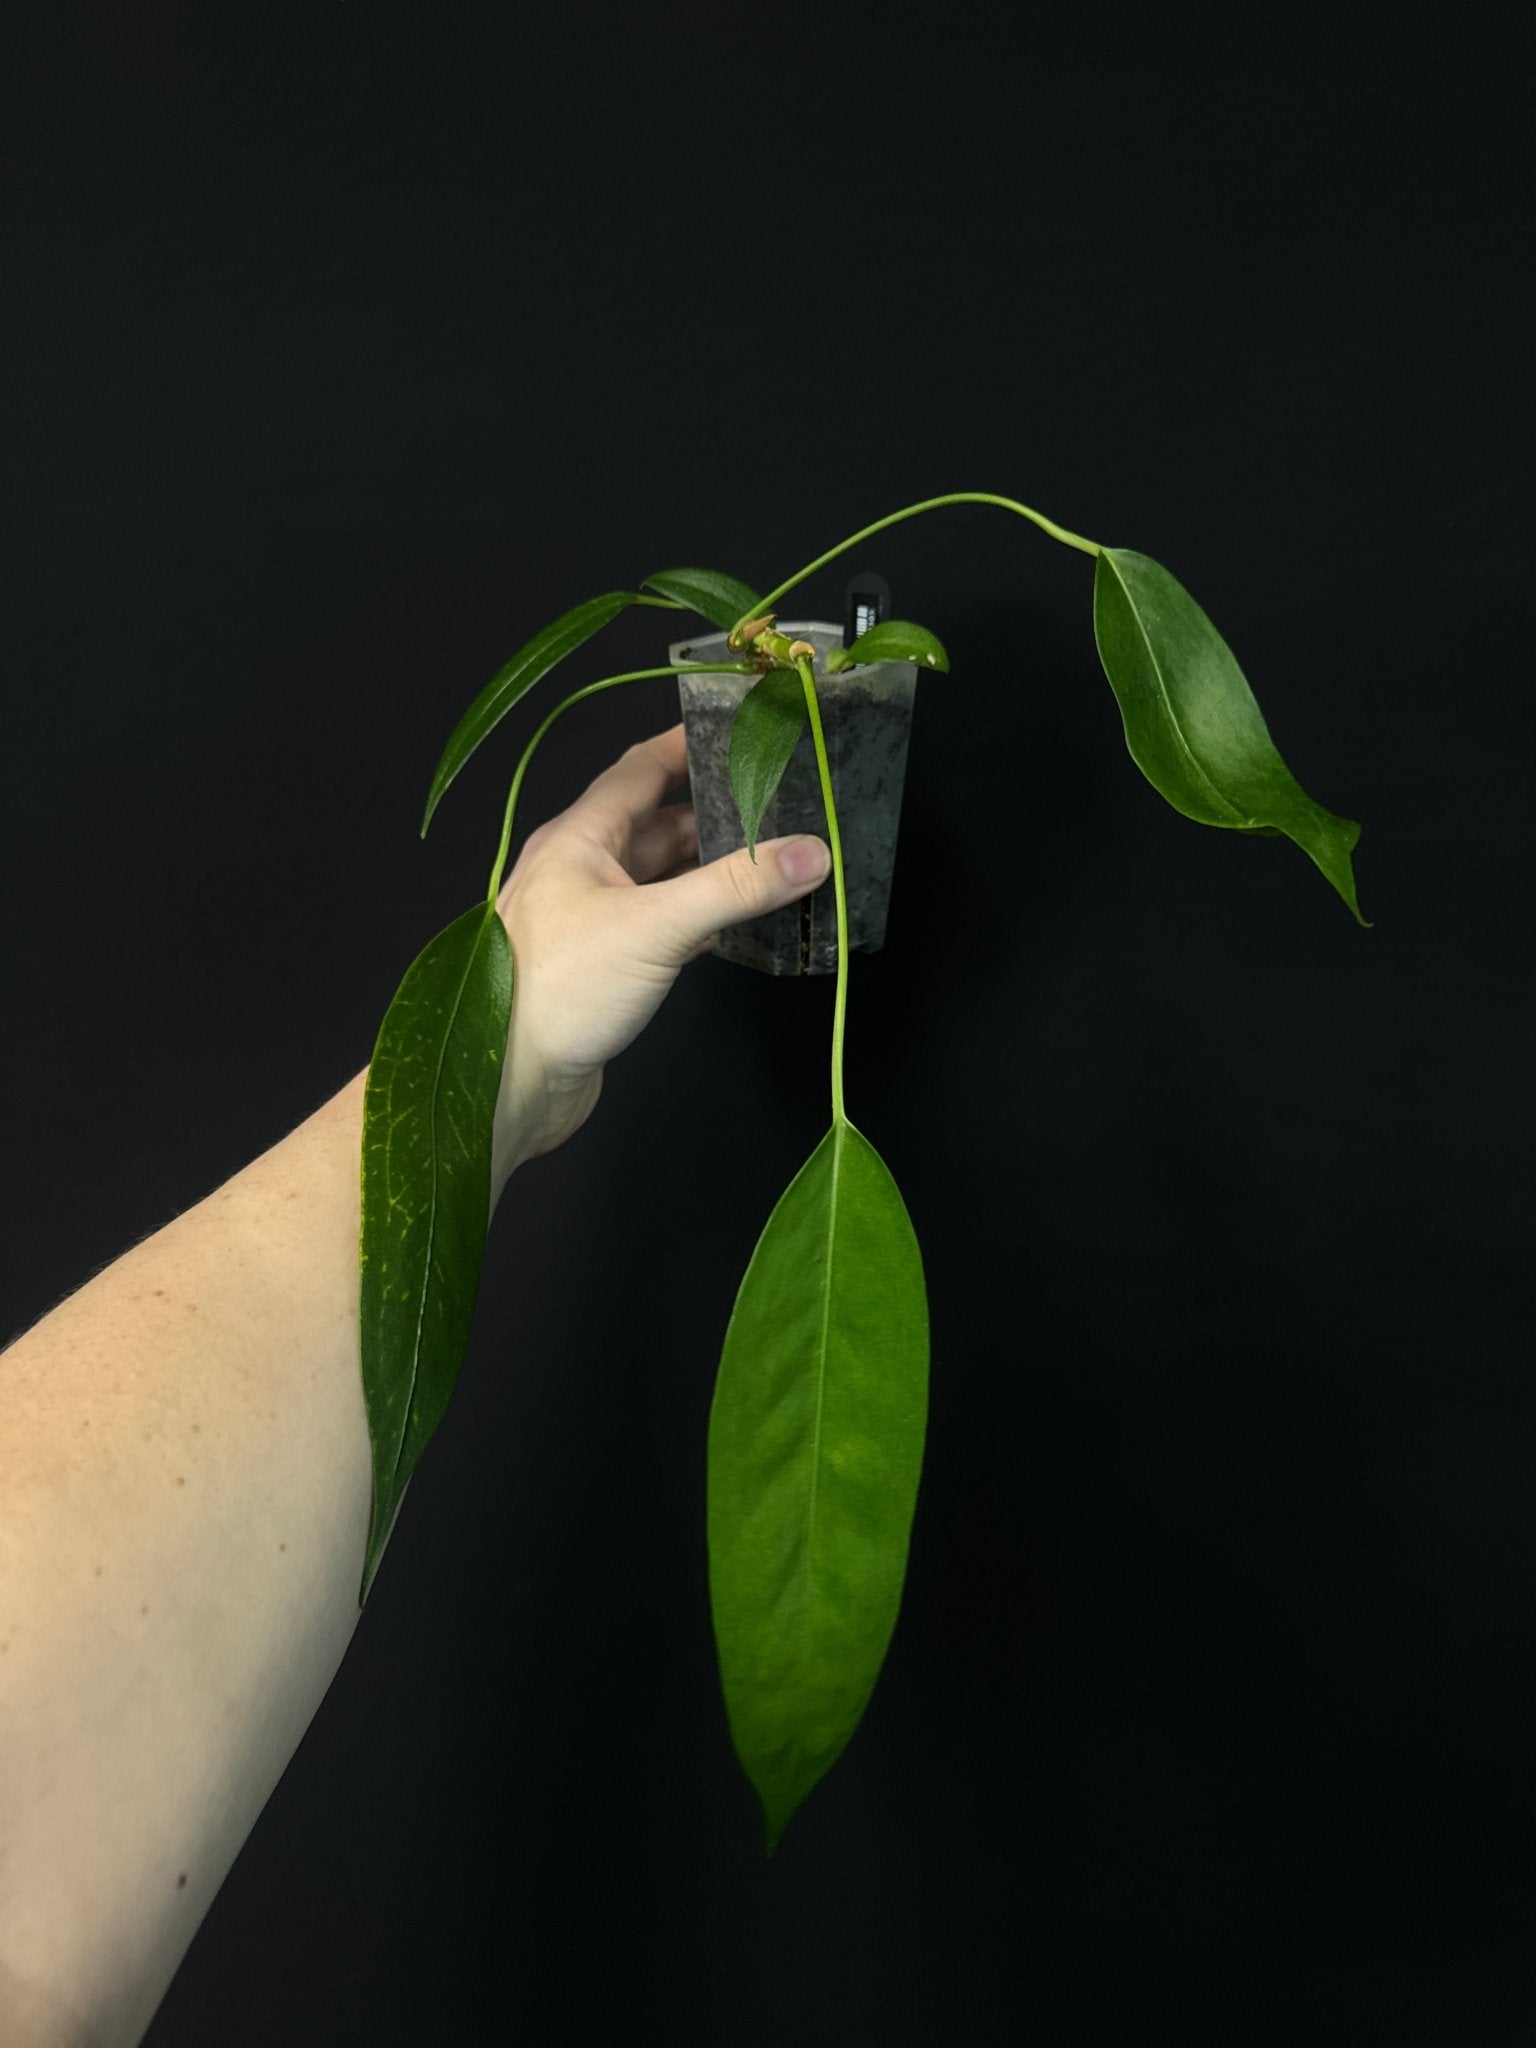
<box><xmin>778</xmin><ymin>838</ymin><xmax>830</xmax><ymax>885</ymax></box>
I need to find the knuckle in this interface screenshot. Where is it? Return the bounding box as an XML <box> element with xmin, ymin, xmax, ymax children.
<box><xmin>720</xmin><ymin>851</ymin><xmax>764</xmax><ymax>916</ymax></box>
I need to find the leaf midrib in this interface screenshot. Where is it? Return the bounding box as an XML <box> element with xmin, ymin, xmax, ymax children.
<box><xmin>392</xmin><ymin>905</ymin><xmax>493</xmax><ymax>1487</ymax></box>
<box><xmin>803</xmin><ymin>1118</ymin><xmax>845</xmax><ymax>1627</ymax></box>
<box><xmin>1105</xmin><ymin>551</ymin><xmax>1248</xmax><ymax>827</ymax></box>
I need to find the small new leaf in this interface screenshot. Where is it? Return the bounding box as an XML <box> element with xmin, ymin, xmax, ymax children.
<box><xmin>708</xmin><ymin>1118</ymin><xmax>929</xmax><ymax>1857</ymax></box>
<box><xmin>823</xmin><ymin>618</ymin><xmax>949</xmax><ymax>675</ymax></box>
<box><xmin>358</xmin><ymin>902</ymin><xmax>511</xmax><ymax>1604</ymax></box>
<box><xmin>421</xmin><ymin>592</ymin><xmax>641</xmax><ymax>836</ymax></box>
<box><xmin>1092</xmin><ymin>548</ymin><xmax>1367</xmax><ymax>923</ymax></box>
<box><xmin>642</xmin><ymin>568</ymin><xmax>764</xmax><ymax>633</ymax></box>
<box><xmin>729</xmin><ymin>668</ymin><xmax>809</xmax><ymax>859</ymax></box>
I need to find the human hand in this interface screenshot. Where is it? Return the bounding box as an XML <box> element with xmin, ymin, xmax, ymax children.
<box><xmin>490</xmin><ymin>722</ymin><xmax>831</xmax><ymax>1185</ymax></box>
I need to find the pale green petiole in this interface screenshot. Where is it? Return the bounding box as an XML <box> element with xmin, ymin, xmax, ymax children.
<box><xmin>483</xmin><ymin>662</ymin><xmax>756</xmax><ymax>904</ymax></box>
<box><xmin>731</xmin><ymin>491</ymin><xmax>1103</xmax><ymax>644</ymax></box>
<box><xmin>795</xmin><ymin>654</ymin><xmax>850</xmax><ymax>1128</ymax></box>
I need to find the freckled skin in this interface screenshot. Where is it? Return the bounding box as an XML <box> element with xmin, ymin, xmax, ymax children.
<box><xmin>2</xmin><ymin>720</ymin><xmax>815</xmax><ymax>2022</ymax></box>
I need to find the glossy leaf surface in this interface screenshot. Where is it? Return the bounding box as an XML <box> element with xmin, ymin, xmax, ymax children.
<box><xmin>642</xmin><ymin>567</ymin><xmax>763</xmax><ymax>633</ymax></box>
<box><xmin>823</xmin><ymin>618</ymin><xmax>949</xmax><ymax>675</ymax></box>
<box><xmin>421</xmin><ymin>592</ymin><xmax>638</xmax><ymax>835</ymax></box>
<box><xmin>1092</xmin><ymin>548</ymin><xmax>1366</xmax><ymax>921</ymax></box>
<box><xmin>358</xmin><ymin>902</ymin><xmax>511</xmax><ymax>1603</ymax></box>
<box><xmin>729</xmin><ymin>667</ymin><xmax>809</xmax><ymax>858</ymax></box>
<box><xmin>708</xmin><ymin>1119</ymin><xmax>929</xmax><ymax>1855</ymax></box>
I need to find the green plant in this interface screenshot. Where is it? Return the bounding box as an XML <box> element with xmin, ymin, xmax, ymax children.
<box><xmin>356</xmin><ymin>492</ymin><xmax>1367</xmax><ymax>1855</ymax></box>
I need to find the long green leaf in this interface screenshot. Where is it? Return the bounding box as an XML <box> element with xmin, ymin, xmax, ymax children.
<box><xmin>823</xmin><ymin>618</ymin><xmax>949</xmax><ymax>675</ymax></box>
<box><xmin>421</xmin><ymin>593</ymin><xmax>640</xmax><ymax>836</ymax></box>
<box><xmin>729</xmin><ymin>667</ymin><xmax>809</xmax><ymax>859</ymax></box>
<box><xmin>642</xmin><ymin>567</ymin><xmax>763</xmax><ymax>632</ymax></box>
<box><xmin>1092</xmin><ymin>548</ymin><xmax>1366</xmax><ymax>922</ymax></box>
<box><xmin>358</xmin><ymin>901</ymin><xmax>511</xmax><ymax>1603</ymax></box>
<box><xmin>708</xmin><ymin>1118</ymin><xmax>929</xmax><ymax>1855</ymax></box>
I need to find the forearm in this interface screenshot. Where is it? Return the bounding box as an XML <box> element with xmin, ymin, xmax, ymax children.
<box><xmin>0</xmin><ymin>715</ymin><xmax>791</xmax><ymax>2043</ymax></box>
<box><xmin>0</xmin><ymin>1063</ymin><xmax>514</xmax><ymax>2045</ymax></box>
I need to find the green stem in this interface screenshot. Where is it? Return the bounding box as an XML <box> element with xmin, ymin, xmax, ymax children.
<box><xmin>483</xmin><ymin>663</ymin><xmax>755</xmax><ymax>904</ymax></box>
<box><xmin>731</xmin><ymin>492</ymin><xmax>1102</xmax><ymax>642</ymax></box>
<box><xmin>796</xmin><ymin>654</ymin><xmax>848</xmax><ymax>1127</ymax></box>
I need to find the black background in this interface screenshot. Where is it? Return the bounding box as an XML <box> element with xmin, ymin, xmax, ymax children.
<box><xmin>4</xmin><ymin>3</ymin><xmax>1532</xmax><ymax>2041</ymax></box>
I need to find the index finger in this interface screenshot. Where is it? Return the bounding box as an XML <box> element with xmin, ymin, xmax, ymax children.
<box><xmin>578</xmin><ymin>723</ymin><xmax>692</xmax><ymax>834</ymax></box>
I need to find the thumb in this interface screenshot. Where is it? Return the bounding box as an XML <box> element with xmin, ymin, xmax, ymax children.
<box><xmin>646</xmin><ymin>835</ymin><xmax>832</xmax><ymax>965</ymax></box>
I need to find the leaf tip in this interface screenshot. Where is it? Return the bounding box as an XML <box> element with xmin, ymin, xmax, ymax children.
<box><xmin>357</xmin><ymin>1525</ymin><xmax>385</xmax><ymax>1609</ymax></box>
<box><xmin>1325</xmin><ymin>819</ymin><xmax>1369</xmax><ymax>927</ymax></box>
<box><xmin>757</xmin><ymin>1777</ymin><xmax>809</xmax><ymax>1860</ymax></box>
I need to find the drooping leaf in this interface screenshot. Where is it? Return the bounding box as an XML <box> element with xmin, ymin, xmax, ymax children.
<box><xmin>421</xmin><ymin>593</ymin><xmax>640</xmax><ymax>836</ymax></box>
<box><xmin>1092</xmin><ymin>547</ymin><xmax>1367</xmax><ymax>922</ymax></box>
<box><xmin>642</xmin><ymin>567</ymin><xmax>764</xmax><ymax>633</ymax></box>
<box><xmin>358</xmin><ymin>901</ymin><xmax>511</xmax><ymax>1604</ymax></box>
<box><xmin>707</xmin><ymin>1118</ymin><xmax>929</xmax><ymax>1856</ymax></box>
<box><xmin>729</xmin><ymin>667</ymin><xmax>810</xmax><ymax>859</ymax></box>
<box><xmin>823</xmin><ymin>618</ymin><xmax>949</xmax><ymax>675</ymax></box>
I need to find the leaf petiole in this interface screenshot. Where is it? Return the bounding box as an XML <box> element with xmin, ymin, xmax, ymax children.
<box><xmin>732</xmin><ymin>491</ymin><xmax>1103</xmax><ymax>643</ymax></box>
<box><xmin>483</xmin><ymin>661</ymin><xmax>755</xmax><ymax>904</ymax></box>
<box><xmin>795</xmin><ymin>654</ymin><xmax>849</xmax><ymax>1128</ymax></box>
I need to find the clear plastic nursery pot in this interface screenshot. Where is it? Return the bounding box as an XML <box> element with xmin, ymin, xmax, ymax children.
<box><xmin>671</xmin><ymin>621</ymin><xmax>919</xmax><ymax>976</ymax></box>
